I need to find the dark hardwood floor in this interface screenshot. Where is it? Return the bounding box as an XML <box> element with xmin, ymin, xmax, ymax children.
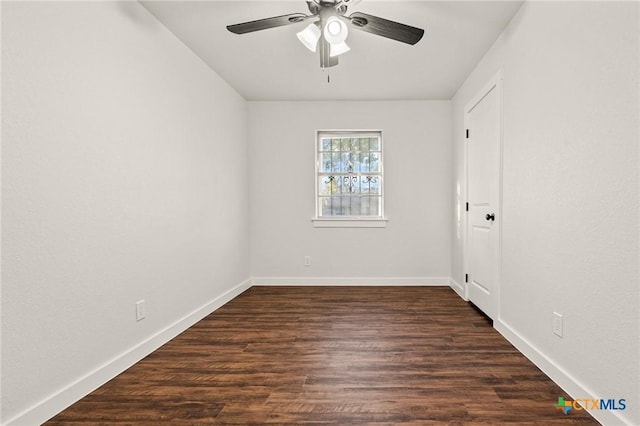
<box><xmin>47</xmin><ymin>286</ymin><xmax>598</xmax><ymax>424</ymax></box>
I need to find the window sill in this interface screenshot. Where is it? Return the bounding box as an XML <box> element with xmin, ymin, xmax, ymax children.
<box><xmin>311</xmin><ymin>218</ymin><xmax>389</xmax><ymax>228</ymax></box>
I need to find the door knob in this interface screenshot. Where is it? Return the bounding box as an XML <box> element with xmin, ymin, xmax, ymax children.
<box><xmin>486</xmin><ymin>213</ymin><xmax>495</xmax><ymax>221</ymax></box>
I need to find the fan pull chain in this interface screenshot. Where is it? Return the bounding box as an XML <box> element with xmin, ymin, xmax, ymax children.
<box><xmin>321</xmin><ymin>68</ymin><xmax>331</xmax><ymax>84</ymax></box>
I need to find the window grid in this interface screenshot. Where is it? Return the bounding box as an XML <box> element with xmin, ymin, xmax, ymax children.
<box><xmin>316</xmin><ymin>131</ymin><xmax>383</xmax><ymax>218</ymax></box>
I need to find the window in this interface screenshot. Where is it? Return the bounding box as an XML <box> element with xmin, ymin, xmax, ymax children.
<box><xmin>313</xmin><ymin>131</ymin><xmax>387</xmax><ymax>227</ymax></box>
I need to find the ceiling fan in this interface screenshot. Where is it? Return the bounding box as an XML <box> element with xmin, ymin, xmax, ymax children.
<box><xmin>227</xmin><ymin>0</ymin><xmax>425</xmax><ymax>68</ymax></box>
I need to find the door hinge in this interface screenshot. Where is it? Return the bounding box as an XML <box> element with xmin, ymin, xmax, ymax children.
<box><xmin>465</xmin><ymin>274</ymin><xmax>469</xmax><ymax>283</ymax></box>
<box><xmin>466</xmin><ymin>129</ymin><xmax>469</xmax><ymax>139</ymax></box>
<box><xmin>466</xmin><ymin>202</ymin><xmax>469</xmax><ymax>212</ymax></box>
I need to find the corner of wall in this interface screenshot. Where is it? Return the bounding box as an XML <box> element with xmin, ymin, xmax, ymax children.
<box><xmin>3</xmin><ymin>279</ymin><xmax>252</xmax><ymax>426</ymax></box>
<box><xmin>495</xmin><ymin>319</ymin><xmax>633</xmax><ymax>426</ymax></box>
<box><xmin>449</xmin><ymin>277</ymin><xmax>466</xmax><ymax>301</ymax></box>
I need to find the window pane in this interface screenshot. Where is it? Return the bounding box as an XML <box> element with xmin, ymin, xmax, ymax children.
<box><xmin>369</xmin><ymin>152</ymin><xmax>381</xmax><ymax>173</ymax></box>
<box><xmin>369</xmin><ymin>137</ymin><xmax>380</xmax><ymax>151</ymax></box>
<box><xmin>320</xmin><ymin>153</ymin><xmax>333</xmax><ymax>173</ymax></box>
<box><xmin>360</xmin><ymin>196</ymin><xmax>371</xmax><ymax>216</ymax></box>
<box><xmin>359</xmin><ymin>152</ymin><xmax>368</xmax><ymax>173</ymax></box>
<box><xmin>331</xmin><ymin>139</ymin><xmax>340</xmax><ymax>151</ymax></box>
<box><xmin>321</xmin><ymin>138</ymin><xmax>331</xmax><ymax>151</ymax></box>
<box><xmin>340</xmin><ymin>152</ymin><xmax>351</xmax><ymax>173</ymax></box>
<box><xmin>340</xmin><ymin>175</ymin><xmax>359</xmax><ymax>194</ymax></box>
<box><xmin>335</xmin><ymin>175</ymin><xmax>343</xmax><ymax>194</ymax></box>
<box><xmin>357</xmin><ymin>152</ymin><xmax>365</xmax><ymax>173</ymax></box>
<box><xmin>331</xmin><ymin>153</ymin><xmax>341</xmax><ymax>173</ymax></box>
<box><xmin>352</xmin><ymin>196</ymin><xmax>362</xmax><ymax>215</ymax></box>
<box><xmin>320</xmin><ymin>197</ymin><xmax>332</xmax><ymax>216</ymax></box>
<box><xmin>361</xmin><ymin>176</ymin><xmax>381</xmax><ymax>194</ymax></box>
<box><xmin>331</xmin><ymin>196</ymin><xmax>344</xmax><ymax>215</ymax></box>
<box><xmin>346</xmin><ymin>152</ymin><xmax>357</xmax><ymax>173</ymax></box>
<box><xmin>340</xmin><ymin>197</ymin><xmax>352</xmax><ymax>216</ymax></box>
<box><xmin>319</xmin><ymin>176</ymin><xmax>337</xmax><ymax>195</ymax></box>
<box><xmin>363</xmin><ymin>197</ymin><xmax>380</xmax><ymax>216</ymax></box>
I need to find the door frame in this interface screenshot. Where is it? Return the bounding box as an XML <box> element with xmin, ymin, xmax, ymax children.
<box><xmin>463</xmin><ymin>70</ymin><xmax>504</xmax><ymax>319</ymax></box>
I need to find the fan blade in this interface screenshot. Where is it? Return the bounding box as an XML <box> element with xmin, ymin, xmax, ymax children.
<box><xmin>348</xmin><ymin>12</ymin><xmax>424</xmax><ymax>45</ymax></box>
<box><xmin>319</xmin><ymin>38</ymin><xmax>339</xmax><ymax>68</ymax></box>
<box><xmin>227</xmin><ymin>13</ymin><xmax>308</xmax><ymax>35</ymax></box>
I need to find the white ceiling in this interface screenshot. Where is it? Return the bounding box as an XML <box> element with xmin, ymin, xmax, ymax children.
<box><xmin>140</xmin><ymin>1</ymin><xmax>523</xmax><ymax>100</ymax></box>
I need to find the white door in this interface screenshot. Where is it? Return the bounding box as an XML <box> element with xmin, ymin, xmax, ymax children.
<box><xmin>465</xmin><ymin>74</ymin><xmax>502</xmax><ymax>319</ymax></box>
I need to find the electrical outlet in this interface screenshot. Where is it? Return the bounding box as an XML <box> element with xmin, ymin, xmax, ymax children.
<box><xmin>136</xmin><ymin>300</ymin><xmax>146</xmax><ymax>321</ymax></box>
<box><xmin>553</xmin><ymin>312</ymin><xmax>563</xmax><ymax>338</ymax></box>
<box><xmin>304</xmin><ymin>256</ymin><xmax>311</xmax><ymax>266</ymax></box>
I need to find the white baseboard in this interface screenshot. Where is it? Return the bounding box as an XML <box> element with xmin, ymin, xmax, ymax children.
<box><xmin>5</xmin><ymin>279</ymin><xmax>252</xmax><ymax>426</ymax></box>
<box><xmin>251</xmin><ymin>277</ymin><xmax>450</xmax><ymax>286</ymax></box>
<box><xmin>9</xmin><ymin>279</ymin><xmax>628</xmax><ymax>426</ymax></box>
<box><xmin>495</xmin><ymin>319</ymin><xmax>633</xmax><ymax>426</ymax></box>
<box><xmin>449</xmin><ymin>277</ymin><xmax>467</xmax><ymax>300</ymax></box>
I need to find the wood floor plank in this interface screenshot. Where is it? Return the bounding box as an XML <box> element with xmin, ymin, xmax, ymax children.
<box><xmin>46</xmin><ymin>286</ymin><xmax>599</xmax><ymax>424</ymax></box>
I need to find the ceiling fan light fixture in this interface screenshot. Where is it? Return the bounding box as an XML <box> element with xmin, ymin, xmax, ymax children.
<box><xmin>329</xmin><ymin>41</ymin><xmax>350</xmax><ymax>57</ymax></box>
<box><xmin>323</xmin><ymin>16</ymin><xmax>348</xmax><ymax>44</ymax></box>
<box><xmin>296</xmin><ymin>23</ymin><xmax>321</xmax><ymax>52</ymax></box>
<box><xmin>327</xmin><ymin>20</ymin><xmax>342</xmax><ymax>36</ymax></box>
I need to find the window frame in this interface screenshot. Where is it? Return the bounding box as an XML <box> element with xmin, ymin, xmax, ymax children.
<box><xmin>312</xmin><ymin>130</ymin><xmax>388</xmax><ymax>228</ymax></box>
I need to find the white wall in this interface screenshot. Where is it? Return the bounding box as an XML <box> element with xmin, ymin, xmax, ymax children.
<box><xmin>249</xmin><ymin>101</ymin><xmax>451</xmax><ymax>283</ymax></box>
<box><xmin>1</xmin><ymin>2</ymin><xmax>250</xmax><ymax>424</ymax></box>
<box><xmin>452</xmin><ymin>2</ymin><xmax>639</xmax><ymax>425</ymax></box>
